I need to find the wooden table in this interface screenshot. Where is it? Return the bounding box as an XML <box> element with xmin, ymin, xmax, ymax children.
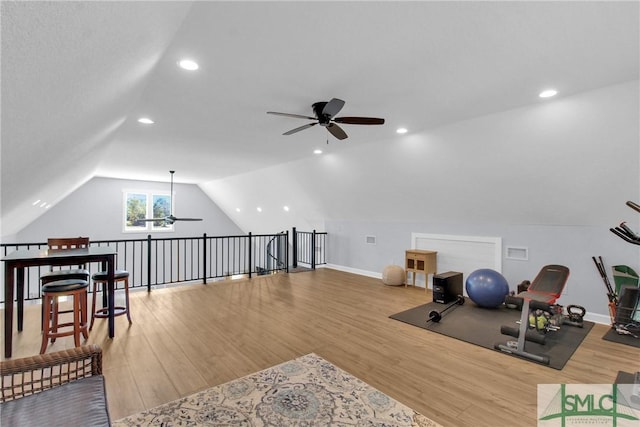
<box><xmin>2</xmin><ymin>246</ymin><xmax>116</xmax><ymax>358</ymax></box>
<box><xmin>405</xmin><ymin>249</ymin><xmax>437</xmax><ymax>291</ymax></box>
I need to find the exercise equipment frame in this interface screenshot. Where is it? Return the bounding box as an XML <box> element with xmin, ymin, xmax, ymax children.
<box><xmin>495</xmin><ymin>298</ymin><xmax>551</xmax><ymax>365</ymax></box>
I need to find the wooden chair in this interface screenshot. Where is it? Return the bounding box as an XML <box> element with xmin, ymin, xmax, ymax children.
<box><xmin>40</xmin><ymin>237</ymin><xmax>91</xmax><ymax>285</ymax></box>
<box><xmin>40</xmin><ymin>279</ymin><xmax>89</xmax><ymax>354</ymax></box>
<box><xmin>47</xmin><ymin>237</ymin><xmax>90</xmax><ymax>251</ymax></box>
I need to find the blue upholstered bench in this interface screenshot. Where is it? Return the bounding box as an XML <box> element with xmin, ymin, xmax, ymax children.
<box><xmin>0</xmin><ymin>345</ymin><xmax>110</xmax><ymax>426</ymax></box>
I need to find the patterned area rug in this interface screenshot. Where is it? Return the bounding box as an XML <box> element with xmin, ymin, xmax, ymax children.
<box><xmin>113</xmin><ymin>353</ymin><xmax>440</xmax><ymax>426</ymax></box>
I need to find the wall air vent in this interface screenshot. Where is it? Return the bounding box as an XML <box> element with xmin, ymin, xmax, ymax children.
<box><xmin>506</xmin><ymin>246</ymin><xmax>529</xmax><ymax>261</ymax></box>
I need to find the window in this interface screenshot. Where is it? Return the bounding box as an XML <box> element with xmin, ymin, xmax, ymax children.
<box><xmin>123</xmin><ymin>190</ymin><xmax>173</xmax><ymax>232</ymax></box>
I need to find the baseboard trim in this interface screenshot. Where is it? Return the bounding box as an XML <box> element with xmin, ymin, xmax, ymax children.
<box><xmin>324</xmin><ymin>263</ymin><xmax>382</xmax><ymax>279</ymax></box>
<box><xmin>583</xmin><ymin>312</ymin><xmax>610</xmax><ymax>325</ymax></box>
<box><xmin>325</xmin><ymin>264</ymin><xmax>428</xmax><ymax>287</ymax></box>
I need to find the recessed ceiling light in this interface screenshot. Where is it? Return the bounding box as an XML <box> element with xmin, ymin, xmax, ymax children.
<box><xmin>539</xmin><ymin>89</ymin><xmax>558</xmax><ymax>98</ymax></box>
<box><xmin>138</xmin><ymin>117</ymin><xmax>154</xmax><ymax>124</ymax></box>
<box><xmin>257</xmin><ymin>207</ymin><xmax>262</xmax><ymax>213</ymax></box>
<box><xmin>235</xmin><ymin>208</ymin><xmax>241</xmax><ymax>212</ymax></box>
<box><xmin>283</xmin><ymin>206</ymin><xmax>290</xmax><ymax>212</ymax></box>
<box><xmin>178</xmin><ymin>59</ymin><xmax>199</xmax><ymax>71</ymax></box>
<box><xmin>32</xmin><ymin>199</ymin><xmax>41</xmax><ymax>206</ymax></box>
<box><xmin>396</xmin><ymin>127</ymin><xmax>408</xmax><ymax>134</ymax></box>
<box><xmin>313</xmin><ymin>149</ymin><xmax>323</xmax><ymax>155</ymax></box>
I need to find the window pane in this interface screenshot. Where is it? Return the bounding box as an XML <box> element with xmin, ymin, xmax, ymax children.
<box><xmin>126</xmin><ymin>193</ymin><xmax>147</xmax><ymax>228</ymax></box>
<box><xmin>152</xmin><ymin>194</ymin><xmax>172</xmax><ymax>229</ymax></box>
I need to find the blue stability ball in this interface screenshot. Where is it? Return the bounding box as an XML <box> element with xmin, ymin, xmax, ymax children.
<box><xmin>465</xmin><ymin>269</ymin><xmax>510</xmax><ymax>308</ymax></box>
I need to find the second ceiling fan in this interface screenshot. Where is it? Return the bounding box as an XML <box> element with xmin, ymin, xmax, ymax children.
<box><xmin>267</xmin><ymin>98</ymin><xmax>384</xmax><ymax>140</ymax></box>
<box><xmin>140</xmin><ymin>171</ymin><xmax>203</xmax><ymax>225</ymax></box>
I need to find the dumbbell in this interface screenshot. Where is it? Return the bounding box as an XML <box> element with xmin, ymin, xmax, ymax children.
<box><xmin>427</xmin><ymin>295</ymin><xmax>465</xmax><ymax>323</ymax></box>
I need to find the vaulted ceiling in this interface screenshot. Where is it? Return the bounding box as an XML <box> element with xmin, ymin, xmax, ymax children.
<box><xmin>2</xmin><ymin>1</ymin><xmax>638</xmax><ymax>236</ymax></box>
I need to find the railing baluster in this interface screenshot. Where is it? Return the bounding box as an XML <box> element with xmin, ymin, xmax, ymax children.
<box><xmin>202</xmin><ymin>233</ymin><xmax>207</xmax><ymax>284</ymax></box>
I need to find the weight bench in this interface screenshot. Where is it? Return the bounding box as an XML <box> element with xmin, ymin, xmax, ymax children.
<box><xmin>508</xmin><ymin>265</ymin><xmax>570</xmax><ymax>305</ymax></box>
<box><xmin>495</xmin><ymin>265</ymin><xmax>570</xmax><ymax>365</ymax></box>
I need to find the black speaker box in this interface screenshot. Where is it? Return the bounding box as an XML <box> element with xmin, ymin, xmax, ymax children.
<box><xmin>433</xmin><ymin>271</ymin><xmax>463</xmax><ymax>304</ymax></box>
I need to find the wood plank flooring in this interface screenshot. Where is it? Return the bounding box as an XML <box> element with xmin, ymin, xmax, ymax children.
<box><xmin>2</xmin><ymin>268</ymin><xmax>639</xmax><ymax>426</ymax></box>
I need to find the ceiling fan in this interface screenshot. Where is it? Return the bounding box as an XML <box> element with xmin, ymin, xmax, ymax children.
<box><xmin>139</xmin><ymin>171</ymin><xmax>202</xmax><ymax>225</ymax></box>
<box><xmin>267</xmin><ymin>98</ymin><xmax>384</xmax><ymax>140</ymax></box>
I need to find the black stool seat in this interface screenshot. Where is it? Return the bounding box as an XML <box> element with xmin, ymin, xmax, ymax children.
<box><xmin>91</xmin><ymin>270</ymin><xmax>129</xmax><ymax>281</ymax></box>
<box><xmin>41</xmin><ymin>269</ymin><xmax>90</xmax><ymax>284</ymax></box>
<box><xmin>42</xmin><ymin>279</ymin><xmax>89</xmax><ymax>292</ymax></box>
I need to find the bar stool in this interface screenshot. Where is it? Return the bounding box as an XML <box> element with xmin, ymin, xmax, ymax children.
<box><xmin>40</xmin><ymin>270</ymin><xmax>90</xmax><ymax>329</ymax></box>
<box><xmin>89</xmin><ymin>270</ymin><xmax>132</xmax><ymax>330</ymax></box>
<box><xmin>40</xmin><ymin>279</ymin><xmax>89</xmax><ymax>354</ymax></box>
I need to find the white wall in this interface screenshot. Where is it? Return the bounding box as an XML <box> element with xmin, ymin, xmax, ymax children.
<box><xmin>13</xmin><ymin>177</ymin><xmax>243</xmax><ymax>243</ymax></box>
<box><xmin>199</xmin><ymin>167</ymin><xmax>327</xmax><ymax>235</ymax></box>
<box><xmin>204</xmin><ymin>81</ymin><xmax>640</xmax><ymax>322</ymax></box>
<box><xmin>324</xmin><ymin>219</ymin><xmax>636</xmax><ymax>323</ymax></box>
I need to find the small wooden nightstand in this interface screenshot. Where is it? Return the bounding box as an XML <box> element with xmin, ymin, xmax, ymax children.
<box><xmin>405</xmin><ymin>249</ymin><xmax>437</xmax><ymax>291</ymax></box>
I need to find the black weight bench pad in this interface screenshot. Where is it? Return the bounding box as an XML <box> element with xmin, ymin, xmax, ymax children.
<box><xmin>515</xmin><ymin>264</ymin><xmax>569</xmax><ymax>304</ymax></box>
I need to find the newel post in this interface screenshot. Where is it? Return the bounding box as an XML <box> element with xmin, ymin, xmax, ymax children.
<box><xmin>146</xmin><ymin>234</ymin><xmax>152</xmax><ymax>292</ymax></box>
<box><xmin>292</xmin><ymin>227</ymin><xmax>298</xmax><ymax>268</ymax></box>
<box><xmin>202</xmin><ymin>233</ymin><xmax>207</xmax><ymax>284</ymax></box>
<box><xmin>248</xmin><ymin>232</ymin><xmax>253</xmax><ymax>278</ymax></box>
<box><xmin>311</xmin><ymin>230</ymin><xmax>317</xmax><ymax>270</ymax></box>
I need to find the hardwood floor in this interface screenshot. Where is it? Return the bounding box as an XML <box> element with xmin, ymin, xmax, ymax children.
<box><xmin>2</xmin><ymin>268</ymin><xmax>639</xmax><ymax>426</ymax></box>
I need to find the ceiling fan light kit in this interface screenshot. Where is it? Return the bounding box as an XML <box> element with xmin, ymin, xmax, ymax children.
<box><xmin>267</xmin><ymin>98</ymin><xmax>384</xmax><ymax>140</ymax></box>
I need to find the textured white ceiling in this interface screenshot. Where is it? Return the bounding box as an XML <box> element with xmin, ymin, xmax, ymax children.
<box><xmin>1</xmin><ymin>1</ymin><xmax>638</xmax><ymax>235</ymax></box>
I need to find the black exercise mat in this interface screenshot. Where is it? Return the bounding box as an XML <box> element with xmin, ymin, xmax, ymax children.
<box><xmin>602</xmin><ymin>328</ymin><xmax>640</xmax><ymax>348</ymax></box>
<box><xmin>390</xmin><ymin>301</ymin><xmax>594</xmax><ymax>370</ymax></box>
<box><xmin>615</xmin><ymin>371</ymin><xmax>640</xmax><ymax>410</ymax></box>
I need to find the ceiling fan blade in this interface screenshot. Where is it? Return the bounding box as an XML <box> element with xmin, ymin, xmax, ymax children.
<box><xmin>327</xmin><ymin>123</ymin><xmax>348</xmax><ymax>140</ymax></box>
<box><xmin>333</xmin><ymin>116</ymin><xmax>385</xmax><ymax>125</ymax></box>
<box><xmin>166</xmin><ymin>215</ymin><xmax>202</xmax><ymax>222</ymax></box>
<box><xmin>283</xmin><ymin>122</ymin><xmax>317</xmax><ymax>135</ymax></box>
<box><xmin>138</xmin><ymin>218</ymin><xmax>165</xmax><ymax>222</ymax></box>
<box><xmin>267</xmin><ymin>111</ymin><xmax>316</xmax><ymax>120</ymax></box>
<box><xmin>322</xmin><ymin>98</ymin><xmax>345</xmax><ymax>119</ymax></box>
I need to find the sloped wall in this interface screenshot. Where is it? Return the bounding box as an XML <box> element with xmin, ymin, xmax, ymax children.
<box><xmin>203</xmin><ymin>81</ymin><xmax>639</xmax><ymax>322</ymax></box>
<box><xmin>13</xmin><ymin>177</ymin><xmax>243</xmax><ymax>243</ymax></box>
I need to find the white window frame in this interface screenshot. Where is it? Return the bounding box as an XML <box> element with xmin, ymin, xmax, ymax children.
<box><xmin>123</xmin><ymin>190</ymin><xmax>174</xmax><ymax>233</ymax></box>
